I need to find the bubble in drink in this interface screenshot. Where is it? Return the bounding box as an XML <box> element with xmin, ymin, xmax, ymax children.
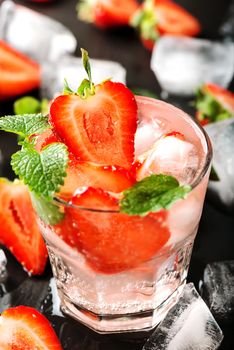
<box><xmin>143</xmin><ymin>283</ymin><xmax>223</xmax><ymax>350</ymax></box>
<box><xmin>0</xmin><ymin>0</ymin><xmax>77</xmax><ymax>63</ymax></box>
<box><xmin>151</xmin><ymin>36</ymin><xmax>234</xmax><ymax>96</ymax></box>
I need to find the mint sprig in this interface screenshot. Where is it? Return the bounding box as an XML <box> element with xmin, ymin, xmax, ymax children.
<box><xmin>120</xmin><ymin>174</ymin><xmax>191</xmax><ymax>216</ymax></box>
<box><xmin>11</xmin><ymin>142</ymin><xmax>68</xmax><ymax>200</ymax></box>
<box><xmin>30</xmin><ymin>192</ymin><xmax>64</xmax><ymax>225</ymax></box>
<box><xmin>0</xmin><ymin>114</ymin><xmax>50</xmax><ymax>138</ymax></box>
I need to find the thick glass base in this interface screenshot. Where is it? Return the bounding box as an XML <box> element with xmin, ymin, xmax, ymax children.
<box><xmin>59</xmin><ymin>281</ymin><xmax>186</xmax><ymax>334</ymax></box>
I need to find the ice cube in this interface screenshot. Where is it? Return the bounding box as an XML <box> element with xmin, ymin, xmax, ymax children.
<box><xmin>0</xmin><ymin>278</ymin><xmax>49</xmax><ymax>313</ymax></box>
<box><xmin>202</xmin><ymin>261</ymin><xmax>234</xmax><ymax>323</ymax></box>
<box><xmin>219</xmin><ymin>0</ymin><xmax>234</xmax><ymax>39</ymax></box>
<box><xmin>0</xmin><ymin>249</ymin><xmax>7</xmax><ymax>281</ymax></box>
<box><xmin>143</xmin><ymin>283</ymin><xmax>223</xmax><ymax>350</ymax></box>
<box><xmin>0</xmin><ymin>0</ymin><xmax>77</xmax><ymax>63</ymax></box>
<box><xmin>151</xmin><ymin>36</ymin><xmax>234</xmax><ymax>96</ymax></box>
<box><xmin>205</xmin><ymin>117</ymin><xmax>234</xmax><ymax>211</ymax></box>
<box><xmin>137</xmin><ymin>135</ymin><xmax>199</xmax><ymax>185</ymax></box>
<box><xmin>41</xmin><ymin>55</ymin><xmax>127</xmax><ymax>99</ymax></box>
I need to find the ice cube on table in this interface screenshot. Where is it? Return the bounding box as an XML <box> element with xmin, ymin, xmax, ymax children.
<box><xmin>219</xmin><ymin>0</ymin><xmax>234</xmax><ymax>39</ymax></box>
<box><xmin>41</xmin><ymin>55</ymin><xmax>127</xmax><ymax>99</ymax></box>
<box><xmin>151</xmin><ymin>36</ymin><xmax>234</xmax><ymax>96</ymax></box>
<box><xmin>0</xmin><ymin>249</ymin><xmax>7</xmax><ymax>281</ymax></box>
<box><xmin>202</xmin><ymin>261</ymin><xmax>234</xmax><ymax>323</ymax></box>
<box><xmin>205</xmin><ymin>117</ymin><xmax>234</xmax><ymax>211</ymax></box>
<box><xmin>143</xmin><ymin>283</ymin><xmax>223</xmax><ymax>350</ymax></box>
<box><xmin>137</xmin><ymin>135</ymin><xmax>199</xmax><ymax>185</ymax></box>
<box><xmin>0</xmin><ymin>0</ymin><xmax>77</xmax><ymax>63</ymax></box>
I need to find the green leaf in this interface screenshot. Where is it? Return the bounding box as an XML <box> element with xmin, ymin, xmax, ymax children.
<box><xmin>120</xmin><ymin>174</ymin><xmax>191</xmax><ymax>216</ymax></box>
<box><xmin>0</xmin><ymin>114</ymin><xmax>50</xmax><ymax>138</ymax></box>
<box><xmin>11</xmin><ymin>142</ymin><xmax>69</xmax><ymax>200</ymax></box>
<box><xmin>77</xmin><ymin>78</ymin><xmax>92</xmax><ymax>98</ymax></box>
<box><xmin>131</xmin><ymin>87</ymin><xmax>158</xmax><ymax>99</ymax></box>
<box><xmin>14</xmin><ymin>97</ymin><xmax>41</xmax><ymax>115</ymax></box>
<box><xmin>81</xmin><ymin>48</ymin><xmax>92</xmax><ymax>84</ymax></box>
<box><xmin>30</xmin><ymin>192</ymin><xmax>64</xmax><ymax>225</ymax></box>
<box><xmin>63</xmin><ymin>79</ymin><xmax>75</xmax><ymax>95</ymax></box>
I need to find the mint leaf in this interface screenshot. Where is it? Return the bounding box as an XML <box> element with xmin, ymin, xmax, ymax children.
<box><xmin>120</xmin><ymin>174</ymin><xmax>191</xmax><ymax>216</ymax></box>
<box><xmin>0</xmin><ymin>114</ymin><xmax>50</xmax><ymax>138</ymax></box>
<box><xmin>30</xmin><ymin>192</ymin><xmax>64</xmax><ymax>225</ymax></box>
<box><xmin>11</xmin><ymin>143</ymin><xmax>68</xmax><ymax>200</ymax></box>
<box><xmin>14</xmin><ymin>97</ymin><xmax>41</xmax><ymax>115</ymax></box>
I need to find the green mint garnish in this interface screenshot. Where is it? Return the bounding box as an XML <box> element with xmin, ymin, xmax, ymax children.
<box><xmin>130</xmin><ymin>0</ymin><xmax>159</xmax><ymax>42</ymax></box>
<box><xmin>30</xmin><ymin>192</ymin><xmax>64</xmax><ymax>226</ymax></box>
<box><xmin>11</xmin><ymin>142</ymin><xmax>68</xmax><ymax>200</ymax></box>
<box><xmin>120</xmin><ymin>174</ymin><xmax>191</xmax><ymax>216</ymax></box>
<box><xmin>196</xmin><ymin>88</ymin><xmax>232</xmax><ymax>123</ymax></box>
<box><xmin>0</xmin><ymin>114</ymin><xmax>50</xmax><ymax>138</ymax></box>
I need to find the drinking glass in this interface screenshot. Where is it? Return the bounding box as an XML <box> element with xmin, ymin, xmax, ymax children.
<box><xmin>32</xmin><ymin>96</ymin><xmax>212</xmax><ymax>333</ymax></box>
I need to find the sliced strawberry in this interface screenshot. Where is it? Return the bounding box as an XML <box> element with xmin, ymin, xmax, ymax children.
<box><xmin>61</xmin><ymin>160</ymin><xmax>135</xmax><ymax>198</ymax></box>
<box><xmin>50</xmin><ymin>81</ymin><xmax>137</xmax><ymax>169</ymax></box>
<box><xmin>64</xmin><ymin>187</ymin><xmax>170</xmax><ymax>273</ymax></box>
<box><xmin>155</xmin><ymin>0</ymin><xmax>201</xmax><ymax>37</ymax></box>
<box><xmin>78</xmin><ymin>0</ymin><xmax>139</xmax><ymax>28</ymax></box>
<box><xmin>0</xmin><ymin>40</ymin><xmax>40</xmax><ymax>100</ymax></box>
<box><xmin>34</xmin><ymin>129</ymin><xmax>61</xmax><ymax>152</ymax></box>
<box><xmin>203</xmin><ymin>83</ymin><xmax>234</xmax><ymax>115</ymax></box>
<box><xmin>0</xmin><ymin>179</ymin><xmax>48</xmax><ymax>275</ymax></box>
<box><xmin>0</xmin><ymin>306</ymin><xmax>62</xmax><ymax>349</ymax></box>
<box><xmin>164</xmin><ymin>131</ymin><xmax>185</xmax><ymax>140</ymax></box>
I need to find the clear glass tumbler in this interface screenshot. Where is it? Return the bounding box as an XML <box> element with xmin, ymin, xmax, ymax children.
<box><xmin>33</xmin><ymin>96</ymin><xmax>212</xmax><ymax>333</ymax></box>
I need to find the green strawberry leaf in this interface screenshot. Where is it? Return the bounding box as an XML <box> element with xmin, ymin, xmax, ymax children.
<box><xmin>120</xmin><ymin>174</ymin><xmax>191</xmax><ymax>216</ymax></box>
<box><xmin>30</xmin><ymin>192</ymin><xmax>64</xmax><ymax>225</ymax></box>
<box><xmin>0</xmin><ymin>114</ymin><xmax>50</xmax><ymax>138</ymax></box>
<box><xmin>11</xmin><ymin>142</ymin><xmax>68</xmax><ymax>200</ymax></box>
<box><xmin>14</xmin><ymin>97</ymin><xmax>41</xmax><ymax>115</ymax></box>
<box><xmin>63</xmin><ymin>78</ymin><xmax>75</xmax><ymax>95</ymax></box>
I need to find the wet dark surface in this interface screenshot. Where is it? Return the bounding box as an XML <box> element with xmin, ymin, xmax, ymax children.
<box><xmin>0</xmin><ymin>0</ymin><xmax>234</xmax><ymax>348</ymax></box>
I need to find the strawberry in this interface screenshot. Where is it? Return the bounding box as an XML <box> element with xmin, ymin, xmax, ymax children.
<box><xmin>34</xmin><ymin>130</ymin><xmax>135</xmax><ymax>197</ymax></box>
<box><xmin>0</xmin><ymin>306</ymin><xmax>62</xmax><ymax>349</ymax></box>
<box><xmin>0</xmin><ymin>179</ymin><xmax>48</xmax><ymax>275</ymax></box>
<box><xmin>64</xmin><ymin>187</ymin><xmax>170</xmax><ymax>273</ymax></box>
<box><xmin>0</xmin><ymin>40</ymin><xmax>40</xmax><ymax>100</ymax></box>
<box><xmin>50</xmin><ymin>80</ymin><xmax>137</xmax><ymax>169</ymax></box>
<box><xmin>131</xmin><ymin>0</ymin><xmax>201</xmax><ymax>50</ymax></box>
<box><xmin>195</xmin><ymin>83</ymin><xmax>234</xmax><ymax>125</ymax></box>
<box><xmin>78</xmin><ymin>0</ymin><xmax>139</xmax><ymax>28</ymax></box>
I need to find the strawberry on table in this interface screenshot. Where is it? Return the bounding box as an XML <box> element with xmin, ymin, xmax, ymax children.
<box><xmin>0</xmin><ymin>306</ymin><xmax>62</xmax><ymax>349</ymax></box>
<box><xmin>131</xmin><ymin>0</ymin><xmax>201</xmax><ymax>50</ymax></box>
<box><xmin>77</xmin><ymin>0</ymin><xmax>139</xmax><ymax>28</ymax></box>
<box><xmin>195</xmin><ymin>83</ymin><xmax>234</xmax><ymax>125</ymax></box>
<box><xmin>50</xmin><ymin>49</ymin><xmax>137</xmax><ymax>170</ymax></box>
<box><xmin>0</xmin><ymin>179</ymin><xmax>48</xmax><ymax>275</ymax></box>
<box><xmin>65</xmin><ymin>187</ymin><xmax>170</xmax><ymax>273</ymax></box>
<box><xmin>0</xmin><ymin>40</ymin><xmax>40</xmax><ymax>100</ymax></box>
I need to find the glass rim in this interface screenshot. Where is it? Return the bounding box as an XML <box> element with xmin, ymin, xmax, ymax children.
<box><xmin>54</xmin><ymin>96</ymin><xmax>213</xmax><ymax>214</ymax></box>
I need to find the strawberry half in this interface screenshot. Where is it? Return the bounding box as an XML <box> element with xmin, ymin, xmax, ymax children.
<box><xmin>0</xmin><ymin>40</ymin><xmax>40</xmax><ymax>100</ymax></box>
<box><xmin>0</xmin><ymin>306</ymin><xmax>62</xmax><ymax>349</ymax></box>
<box><xmin>64</xmin><ymin>187</ymin><xmax>170</xmax><ymax>273</ymax></box>
<box><xmin>78</xmin><ymin>0</ymin><xmax>139</xmax><ymax>28</ymax></box>
<box><xmin>0</xmin><ymin>179</ymin><xmax>48</xmax><ymax>275</ymax></box>
<box><xmin>131</xmin><ymin>0</ymin><xmax>201</xmax><ymax>51</ymax></box>
<box><xmin>195</xmin><ymin>83</ymin><xmax>234</xmax><ymax>125</ymax></box>
<box><xmin>50</xmin><ymin>80</ymin><xmax>137</xmax><ymax>169</ymax></box>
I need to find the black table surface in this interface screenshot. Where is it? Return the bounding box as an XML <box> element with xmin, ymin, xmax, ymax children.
<box><xmin>0</xmin><ymin>0</ymin><xmax>234</xmax><ymax>349</ymax></box>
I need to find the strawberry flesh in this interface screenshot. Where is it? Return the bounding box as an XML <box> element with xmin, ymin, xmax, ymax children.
<box><xmin>63</xmin><ymin>187</ymin><xmax>170</xmax><ymax>273</ymax></box>
<box><xmin>0</xmin><ymin>179</ymin><xmax>48</xmax><ymax>275</ymax></box>
<box><xmin>0</xmin><ymin>306</ymin><xmax>62</xmax><ymax>349</ymax></box>
<box><xmin>49</xmin><ymin>81</ymin><xmax>137</xmax><ymax>169</ymax></box>
<box><xmin>0</xmin><ymin>40</ymin><xmax>40</xmax><ymax>100</ymax></box>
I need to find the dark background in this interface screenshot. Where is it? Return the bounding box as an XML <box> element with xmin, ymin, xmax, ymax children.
<box><xmin>0</xmin><ymin>0</ymin><xmax>234</xmax><ymax>349</ymax></box>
